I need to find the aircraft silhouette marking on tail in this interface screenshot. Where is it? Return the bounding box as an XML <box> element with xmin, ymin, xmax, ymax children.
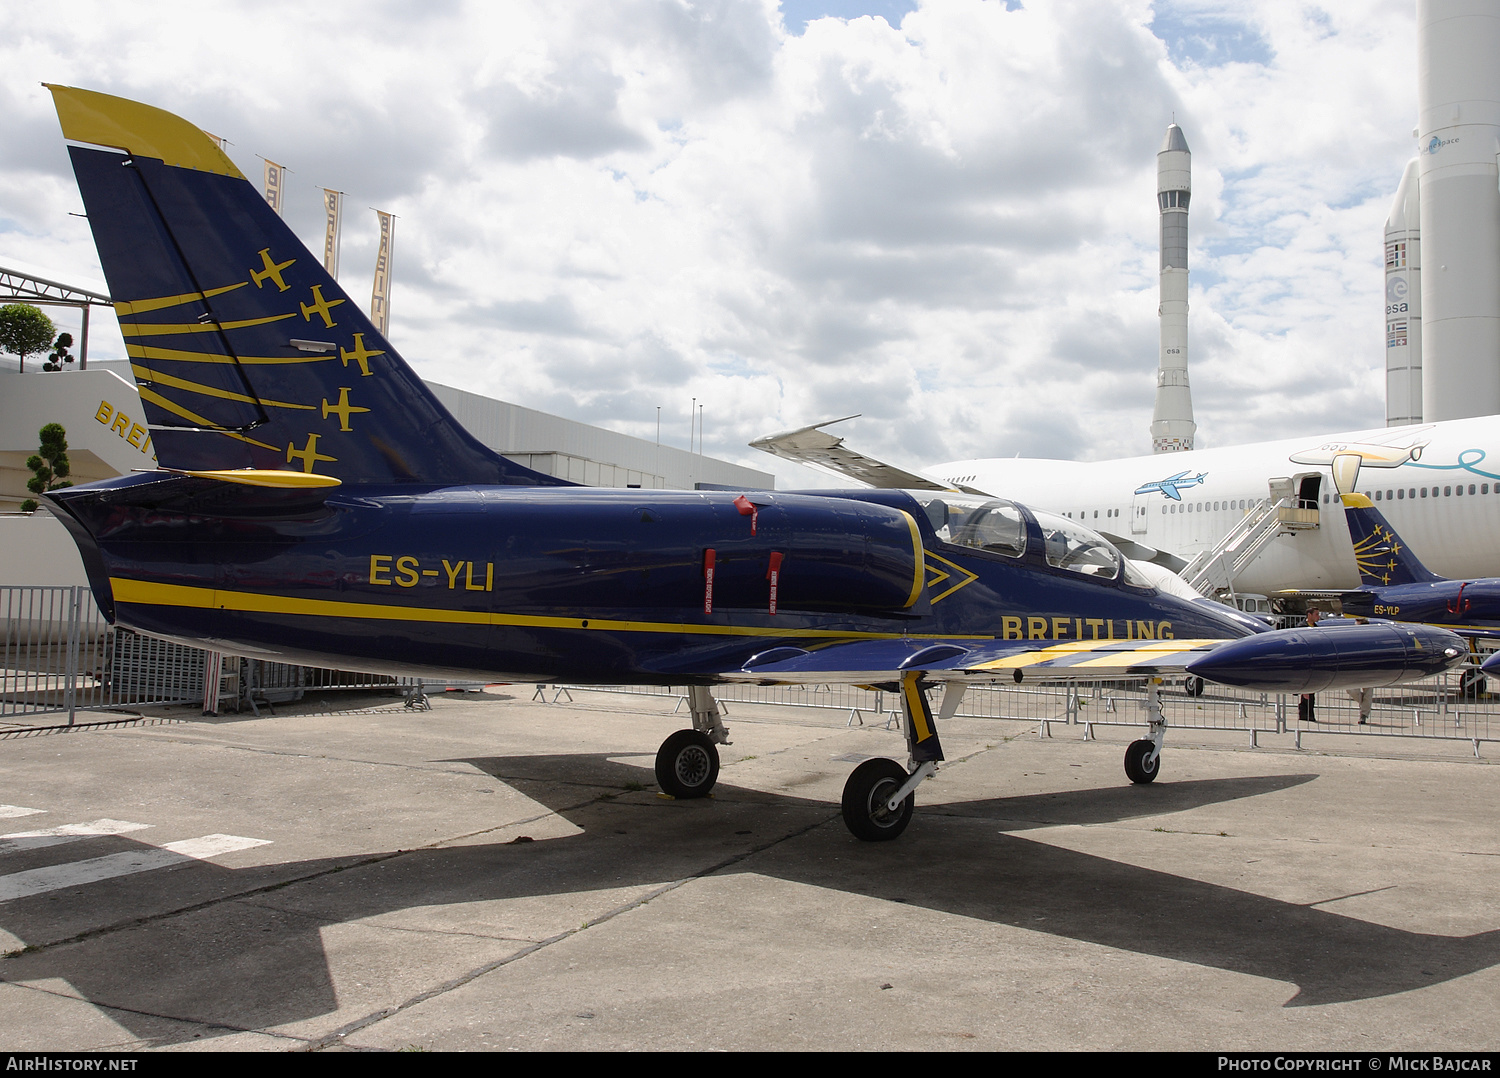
<box><xmin>299</xmin><ymin>284</ymin><xmax>344</xmax><ymax>329</ymax></box>
<box><xmin>287</xmin><ymin>433</ymin><xmax>337</xmax><ymax>473</ymax></box>
<box><xmin>322</xmin><ymin>389</ymin><xmax>368</xmax><ymax>432</ymax></box>
<box><xmin>250</xmin><ymin>248</ymin><xmax>294</xmax><ymax>292</ymax></box>
<box><xmin>339</xmin><ymin>333</ymin><xmax>382</xmax><ymax>377</ymax></box>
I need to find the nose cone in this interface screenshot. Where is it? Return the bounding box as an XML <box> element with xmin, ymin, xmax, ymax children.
<box><xmin>1160</xmin><ymin>123</ymin><xmax>1190</xmax><ymax>154</ymax></box>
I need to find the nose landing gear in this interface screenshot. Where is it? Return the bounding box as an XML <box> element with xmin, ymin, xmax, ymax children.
<box><xmin>654</xmin><ymin>685</ymin><xmax>730</xmax><ymax>799</ymax></box>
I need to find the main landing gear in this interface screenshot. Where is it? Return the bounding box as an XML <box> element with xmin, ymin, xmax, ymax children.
<box><xmin>1124</xmin><ymin>678</ymin><xmax>1168</xmax><ymax>785</ymax></box>
<box><xmin>839</xmin><ymin>674</ymin><xmax>957</xmax><ymax>842</ymax></box>
<box><xmin>654</xmin><ymin>685</ymin><xmax>730</xmax><ymax>799</ymax></box>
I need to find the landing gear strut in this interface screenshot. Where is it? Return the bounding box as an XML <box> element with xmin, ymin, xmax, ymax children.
<box><xmin>1124</xmin><ymin>678</ymin><xmax>1167</xmax><ymax>785</ymax></box>
<box><xmin>839</xmin><ymin>675</ymin><xmax>956</xmax><ymax>841</ymax></box>
<box><xmin>654</xmin><ymin>686</ymin><xmax>730</xmax><ymax>799</ymax></box>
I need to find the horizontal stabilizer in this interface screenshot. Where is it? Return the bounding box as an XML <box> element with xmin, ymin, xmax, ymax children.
<box><xmin>750</xmin><ymin>416</ymin><xmax>953</xmax><ymax>491</ymax></box>
<box><xmin>167</xmin><ymin>468</ymin><xmax>341</xmax><ymax>489</ymax></box>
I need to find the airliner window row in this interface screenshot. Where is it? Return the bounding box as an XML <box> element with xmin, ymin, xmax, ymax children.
<box><xmin>1318</xmin><ymin>485</ymin><xmax>1493</xmax><ymax>502</ymax></box>
<box><xmin>1064</xmin><ymin>509</ymin><xmax>1123</xmax><ymax>520</ymax></box>
<box><xmin>1160</xmin><ymin>500</ymin><xmax>1251</xmax><ymax>514</ymax></box>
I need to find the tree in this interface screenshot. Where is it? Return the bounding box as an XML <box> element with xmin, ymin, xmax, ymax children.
<box><xmin>0</xmin><ymin>304</ymin><xmax>56</xmax><ymax>373</ymax></box>
<box><xmin>42</xmin><ymin>332</ymin><xmax>75</xmax><ymax>372</ymax></box>
<box><xmin>20</xmin><ymin>423</ymin><xmax>71</xmax><ymax>514</ymax></box>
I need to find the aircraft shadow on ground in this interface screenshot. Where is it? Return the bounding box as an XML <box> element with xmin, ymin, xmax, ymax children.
<box><xmin>1</xmin><ymin>754</ymin><xmax>1495</xmax><ymax>1044</ymax></box>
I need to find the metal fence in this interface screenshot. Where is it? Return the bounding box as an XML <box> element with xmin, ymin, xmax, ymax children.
<box><xmin>8</xmin><ymin>583</ymin><xmax>1498</xmax><ymax>753</ymax></box>
<box><xmin>1</xmin><ymin>585</ymin><xmax>478</xmax><ymax>724</ymax></box>
<box><xmin>561</xmin><ymin>670</ymin><xmax>1500</xmax><ymax>756</ymax></box>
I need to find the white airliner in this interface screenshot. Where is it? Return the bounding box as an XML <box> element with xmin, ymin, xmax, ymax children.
<box><xmin>752</xmin><ymin>415</ymin><xmax>1500</xmax><ymax>596</ymax></box>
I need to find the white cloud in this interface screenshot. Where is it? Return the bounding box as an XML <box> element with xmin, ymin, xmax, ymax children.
<box><xmin>0</xmin><ymin>0</ymin><xmax>1419</xmax><ymax>486</ymax></box>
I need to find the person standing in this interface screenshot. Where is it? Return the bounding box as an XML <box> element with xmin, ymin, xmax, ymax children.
<box><xmin>1298</xmin><ymin>609</ymin><xmax>1321</xmax><ymax>723</ymax></box>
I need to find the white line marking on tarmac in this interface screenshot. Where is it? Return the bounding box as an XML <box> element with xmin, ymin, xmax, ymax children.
<box><xmin>0</xmin><ymin>806</ymin><xmax>44</xmax><ymax>819</ymax></box>
<box><xmin>0</xmin><ymin>819</ymin><xmax>152</xmax><ymax>852</ymax></box>
<box><xmin>0</xmin><ymin>834</ymin><xmax>271</xmax><ymax>902</ymax></box>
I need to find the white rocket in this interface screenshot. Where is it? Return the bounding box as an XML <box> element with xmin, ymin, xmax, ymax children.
<box><xmin>1404</xmin><ymin>0</ymin><xmax>1500</xmax><ymax>422</ymax></box>
<box><xmin>1152</xmin><ymin>122</ymin><xmax>1196</xmax><ymax>453</ymax></box>
<box><xmin>1384</xmin><ymin>159</ymin><xmax>1422</xmax><ymax>426</ymax></box>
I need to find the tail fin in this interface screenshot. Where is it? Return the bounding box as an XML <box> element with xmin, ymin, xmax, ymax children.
<box><xmin>49</xmin><ymin>85</ymin><xmax>564</xmax><ymax>488</ymax></box>
<box><xmin>1341</xmin><ymin>493</ymin><xmax>1442</xmax><ymax>586</ymax></box>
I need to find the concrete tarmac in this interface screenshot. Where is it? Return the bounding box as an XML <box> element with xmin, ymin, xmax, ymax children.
<box><xmin>0</xmin><ymin>687</ymin><xmax>1496</xmax><ymax>1052</ymax></box>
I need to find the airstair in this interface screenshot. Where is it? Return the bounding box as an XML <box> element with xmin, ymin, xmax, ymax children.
<box><xmin>1180</xmin><ymin>493</ymin><xmax>1320</xmax><ymax>599</ymax></box>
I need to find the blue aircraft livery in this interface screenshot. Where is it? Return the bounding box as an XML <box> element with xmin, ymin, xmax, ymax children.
<box><xmin>38</xmin><ymin>86</ymin><xmax>1467</xmax><ymax>840</ymax></box>
<box><xmin>1133</xmin><ymin>470</ymin><xmax>1208</xmax><ymax>501</ymax></box>
<box><xmin>1336</xmin><ymin>494</ymin><xmax>1500</xmax><ymax>642</ymax></box>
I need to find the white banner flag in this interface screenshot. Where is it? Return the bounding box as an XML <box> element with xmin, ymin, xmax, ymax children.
<box><xmin>370</xmin><ymin>209</ymin><xmax>395</xmax><ymax>335</ymax></box>
<box><xmin>262</xmin><ymin>159</ymin><xmax>285</xmax><ymax>215</ymax></box>
<box><xmin>322</xmin><ymin>189</ymin><xmax>343</xmax><ymax>278</ymax></box>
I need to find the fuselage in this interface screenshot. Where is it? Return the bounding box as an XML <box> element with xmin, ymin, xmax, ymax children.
<box><xmin>1341</xmin><ymin>579</ymin><xmax>1500</xmax><ymax>635</ymax></box>
<box><xmin>927</xmin><ymin>416</ymin><xmax>1500</xmax><ymax>593</ymax></box>
<box><xmin>46</xmin><ymin>475</ymin><xmax>1261</xmax><ymax>684</ymax></box>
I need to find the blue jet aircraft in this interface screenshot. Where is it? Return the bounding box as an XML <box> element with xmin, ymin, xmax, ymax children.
<box><xmin>1297</xmin><ymin>494</ymin><xmax>1500</xmax><ymax>693</ymax></box>
<box><xmin>38</xmin><ymin>87</ymin><xmax>1468</xmax><ymax>840</ymax></box>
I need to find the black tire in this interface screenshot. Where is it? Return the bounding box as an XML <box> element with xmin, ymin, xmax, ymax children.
<box><xmin>654</xmin><ymin>729</ymin><xmax>719</xmax><ymax>799</ymax></box>
<box><xmin>1183</xmin><ymin>675</ymin><xmax>1206</xmax><ymax>697</ymax></box>
<box><xmin>1460</xmin><ymin>668</ymin><xmax>1488</xmax><ymax>699</ymax></box>
<box><xmin>841</xmin><ymin>758</ymin><xmax>915</xmax><ymax>842</ymax></box>
<box><xmin>1124</xmin><ymin>739</ymin><xmax>1160</xmax><ymax>784</ymax></box>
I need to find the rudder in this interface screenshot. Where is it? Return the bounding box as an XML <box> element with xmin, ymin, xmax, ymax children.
<box><xmin>1340</xmin><ymin>493</ymin><xmax>1442</xmax><ymax>586</ymax></box>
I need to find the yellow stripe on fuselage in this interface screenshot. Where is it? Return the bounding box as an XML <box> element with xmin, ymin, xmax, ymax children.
<box><xmin>108</xmin><ymin>578</ymin><xmax>991</xmax><ymax>641</ymax></box>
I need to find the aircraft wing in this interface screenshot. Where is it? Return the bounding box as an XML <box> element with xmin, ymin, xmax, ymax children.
<box><xmin>749</xmin><ymin>416</ymin><xmax>959</xmax><ymax>491</ymax></box>
<box><xmin>727</xmin><ymin>622</ymin><xmax>1467</xmax><ymax>694</ymax></box>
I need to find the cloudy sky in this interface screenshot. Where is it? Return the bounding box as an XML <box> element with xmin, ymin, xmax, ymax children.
<box><xmin>0</xmin><ymin>0</ymin><xmax>1420</xmax><ymax>486</ymax></box>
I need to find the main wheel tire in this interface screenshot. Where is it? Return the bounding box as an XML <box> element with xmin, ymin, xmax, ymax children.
<box><xmin>655</xmin><ymin>729</ymin><xmax>720</xmax><ymax>799</ymax></box>
<box><xmin>841</xmin><ymin>758</ymin><xmax>915</xmax><ymax>842</ymax></box>
<box><xmin>1124</xmin><ymin>739</ymin><xmax>1160</xmax><ymax>784</ymax></box>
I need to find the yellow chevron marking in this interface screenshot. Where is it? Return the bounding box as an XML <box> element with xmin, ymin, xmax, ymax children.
<box><xmin>127</xmin><ymin>344</ymin><xmax>335</xmax><ymax>366</ymax></box>
<box><xmin>131</xmin><ymin>365</ymin><xmax>312</xmax><ymax>411</ymax></box>
<box><xmin>925</xmin><ymin>551</ymin><xmax>978</xmax><ymax>604</ymax></box>
<box><xmin>107</xmin><ymin>578</ymin><xmax>986</xmax><ymax>641</ymax></box>
<box><xmin>114</xmin><ymin>282</ymin><xmax>248</xmax><ymax>317</ymax></box>
<box><xmin>119</xmin><ymin>313</ymin><xmax>297</xmax><ymax>337</ymax></box>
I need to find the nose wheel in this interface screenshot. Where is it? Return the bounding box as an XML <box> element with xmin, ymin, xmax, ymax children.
<box><xmin>1123</xmin><ymin>739</ymin><xmax>1160</xmax><ymax>784</ymax></box>
<box><xmin>655</xmin><ymin>729</ymin><xmax>720</xmax><ymax>799</ymax></box>
<box><xmin>841</xmin><ymin>758</ymin><xmax>915</xmax><ymax>841</ymax></box>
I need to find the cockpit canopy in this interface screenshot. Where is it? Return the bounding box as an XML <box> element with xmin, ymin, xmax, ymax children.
<box><xmin>910</xmin><ymin>492</ymin><xmax>1154</xmax><ymax>588</ymax></box>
